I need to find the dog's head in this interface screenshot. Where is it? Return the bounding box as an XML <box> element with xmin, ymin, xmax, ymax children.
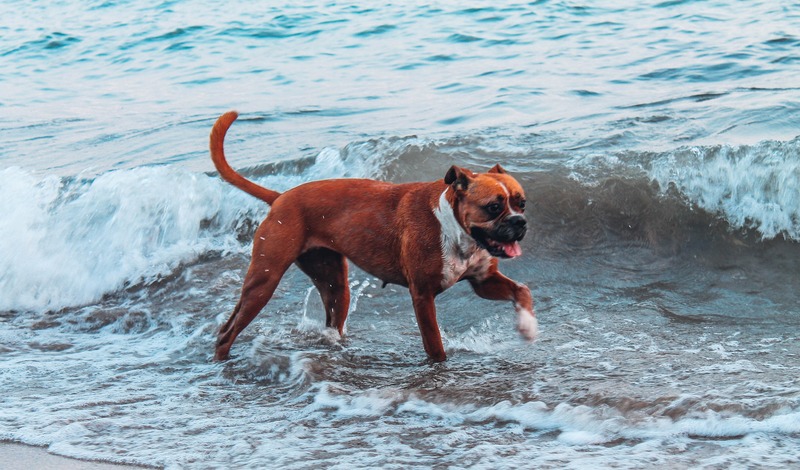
<box><xmin>444</xmin><ymin>164</ymin><xmax>527</xmax><ymax>258</ymax></box>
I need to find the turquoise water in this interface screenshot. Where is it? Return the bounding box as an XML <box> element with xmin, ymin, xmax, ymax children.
<box><xmin>1</xmin><ymin>1</ymin><xmax>800</xmax><ymax>468</ymax></box>
<box><xmin>3</xmin><ymin>1</ymin><xmax>799</xmax><ymax>173</ymax></box>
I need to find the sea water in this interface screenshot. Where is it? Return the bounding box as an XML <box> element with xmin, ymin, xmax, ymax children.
<box><xmin>1</xmin><ymin>1</ymin><xmax>800</xmax><ymax>468</ymax></box>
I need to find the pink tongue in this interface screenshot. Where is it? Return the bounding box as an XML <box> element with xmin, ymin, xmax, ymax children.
<box><xmin>501</xmin><ymin>241</ymin><xmax>522</xmax><ymax>258</ymax></box>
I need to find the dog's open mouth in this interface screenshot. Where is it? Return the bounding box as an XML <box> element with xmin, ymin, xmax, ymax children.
<box><xmin>470</xmin><ymin>227</ymin><xmax>523</xmax><ymax>258</ymax></box>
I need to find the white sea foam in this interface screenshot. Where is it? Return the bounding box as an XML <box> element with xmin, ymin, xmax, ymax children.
<box><xmin>2</xmin><ymin>281</ymin><xmax>799</xmax><ymax>469</ymax></box>
<box><xmin>0</xmin><ymin>166</ymin><xmax>264</xmax><ymax>312</ymax></box>
<box><xmin>3</xmin><ymin>1</ymin><xmax>800</xmax><ymax>468</ymax></box>
<box><xmin>649</xmin><ymin>138</ymin><xmax>800</xmax><ymax>240</ymax></box>
<box><xmin>0</xmin><ymin>138</ymin><xmax>399</xmax><ymax>313</ymax></box>
<box><xmin>312</xmin><ymin>386</ymin><xmax>800</xmax><ymax>451</ymax></box>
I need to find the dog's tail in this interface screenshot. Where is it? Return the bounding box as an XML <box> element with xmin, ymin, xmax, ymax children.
<box><xmin>210</xmin><ymin>111</ymin><xmax>281</xmax><ymax>205</ymax></box>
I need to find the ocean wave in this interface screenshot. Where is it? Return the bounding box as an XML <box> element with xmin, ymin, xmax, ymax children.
<box><xmin>0</xmin><ymin>166</ymin><xmax>260</xmax><ymax>312</ymax></box>
<box><xmin>562</xmin><ymin>136</ymin><xmax>800</xmax><ymax>242</ymax></box>
<box><xmin>2</xmin><ymin>133</ymin><xmax>798</xmax><ymax>313</ymax></box>
<box><xmin>0</xmin><ymin>135</ymin><xmax>401</xmax><ymax>313</ymax></box>
<box><xmin>312</xmin><ymin>384</ymin><xmax>800</xmax><ymax>446</ymax></box>
<box><xmin>372</xmin><ymin>135</ymin><xmax>800</xmax><ymax>250</ymax></box>
<box><xmin>649</xmin><ymin>137</ymin><xmax>800</xmax><ymax>240</ymax></box>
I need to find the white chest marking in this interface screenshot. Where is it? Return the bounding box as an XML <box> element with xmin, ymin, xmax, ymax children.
<box><xmin>433</xmin><ymin>190</ymin><xmax>492</xmax><ymax>289</ymax></box>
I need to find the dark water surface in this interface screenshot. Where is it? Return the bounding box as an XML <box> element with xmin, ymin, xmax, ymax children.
<box><xmin>1</xmin><ymin>1</ymin><xmax>799</xmax><ymax>468</ymax></box>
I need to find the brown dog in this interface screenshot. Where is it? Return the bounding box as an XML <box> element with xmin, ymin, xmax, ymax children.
<box><xmin>211</xmin><ymin>111</ymin><xmax>537</xmax><ymax>362</ymax></box>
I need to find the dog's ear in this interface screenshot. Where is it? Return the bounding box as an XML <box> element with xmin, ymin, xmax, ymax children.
<box><xmin>444</xmin><ymin>165</ymin><xmax>472</xmax><ymax>191</ymax></box>
<box><xmin>488</xmin><ymin>164</ymin><xmax>507</xmax><ymax>174</ymax></box>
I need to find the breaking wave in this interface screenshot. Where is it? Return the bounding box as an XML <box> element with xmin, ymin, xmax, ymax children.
<box><xmin>2</xmin><ymin>135</ymin><xmax>798</xmax><ymax>313</ymax></box>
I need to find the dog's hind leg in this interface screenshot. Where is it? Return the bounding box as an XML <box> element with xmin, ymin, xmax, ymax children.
<box><xmin>214</xmin><ymin>226</ymin><xmax>301</xmax><ymax>361</ymax></box>
<box><xmin>214</xmin><ymin>262</ymin><xmax>290</xmax><ymax>361</ymax></box>
<box><xmin>295</xmin><ymin>248</ymin><xmax>350</xmax><ymax>335</ymax></box>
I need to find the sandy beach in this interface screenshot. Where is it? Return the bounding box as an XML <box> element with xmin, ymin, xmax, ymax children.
<box><xmin>0</xmin><ymin>443</ymin><xmax>149</xmax><ymax>470</ymax></box>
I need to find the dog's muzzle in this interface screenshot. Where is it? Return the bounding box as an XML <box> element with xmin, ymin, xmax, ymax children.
<box><xmin>471</xmin><ymin>215</ymin><xmax>527</xmax><ymax>258</ymax></box>
<box><xmin>496</xmin><ymin>215</ymin><xmax>527</xmax><ymax>242</ymax></box>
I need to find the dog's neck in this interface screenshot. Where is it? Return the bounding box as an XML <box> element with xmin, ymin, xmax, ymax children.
<box><xmin>433</xmin><ymin>188</ymin><xmax>476</xmax><ymax>259</ymax></box>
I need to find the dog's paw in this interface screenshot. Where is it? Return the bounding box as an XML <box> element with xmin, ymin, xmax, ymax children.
<box><xmin>517</xmin><ymin>310</ymin><xmax>539</xmax><ymax>342</ymax></box>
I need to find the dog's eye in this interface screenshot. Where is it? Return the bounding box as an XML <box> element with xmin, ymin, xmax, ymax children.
<box><xmin>486</xmin><ymin>203</ymin><xmax>503</xmax><ymax>216</ymax></box>
<box><xmin>519</xmin><ymin>200</ymin><xmax>526</xmax><ymax>210</ymax></box>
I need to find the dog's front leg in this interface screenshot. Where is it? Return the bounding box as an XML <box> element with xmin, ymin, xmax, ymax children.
<box><xmin>409</xmin><ymin>288</ymin><xmax>447</xmax><ymax>362</ymax></box>
<box><xmin>469</xmin><ymin>269</ymin><xmax>538</xmax><ymax>341</ymax></box>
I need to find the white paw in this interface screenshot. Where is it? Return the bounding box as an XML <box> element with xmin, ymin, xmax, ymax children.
<box><xmin>517</xmin><ymin>310</ymin><xmax>539</xmax><ymax>342</ymax></box>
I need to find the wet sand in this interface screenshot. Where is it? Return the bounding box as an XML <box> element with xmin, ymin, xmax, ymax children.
<box><xmin>0</xmin><ymin>443</ymin><xmax>150</xmax><ymax>470</ymax></box>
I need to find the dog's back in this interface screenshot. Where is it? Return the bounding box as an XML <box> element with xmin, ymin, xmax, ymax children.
<box><xmin>268</xmin><ymin>178</ymin><xmax>443</xmax><ymax>287</ymax></box>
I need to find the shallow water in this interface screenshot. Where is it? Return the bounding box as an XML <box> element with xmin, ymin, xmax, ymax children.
<box><xmin>1</xmin><ymin>1</ymin><xmax>800</xmax><ymax>468</ymax></box>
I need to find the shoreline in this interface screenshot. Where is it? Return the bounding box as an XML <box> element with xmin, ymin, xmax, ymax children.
<box><xmin>0</xmin><ymin>442</ymin><xmax>152</xmax><ymax>470</ymax></box>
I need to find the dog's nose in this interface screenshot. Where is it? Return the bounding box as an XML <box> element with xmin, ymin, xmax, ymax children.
<box><xmin>508</xmin><ymin>215</ymin><xmax>526</xmax><ymax>229</ymax></box>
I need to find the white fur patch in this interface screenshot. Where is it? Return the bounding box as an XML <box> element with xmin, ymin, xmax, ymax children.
<box><xmin>433</xmin><ymin>189</ymin><xmax>472</xmax><ymax>255</ymax></box>
<box><xmin>516</xmin><ymin>305</ymin><xmax>539</xmax><ymax>341</ymax></box>
<box><xmin>433</xmin><ymin>190</ymin><xmax>490</xmax><ymax>288</ymax></box>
